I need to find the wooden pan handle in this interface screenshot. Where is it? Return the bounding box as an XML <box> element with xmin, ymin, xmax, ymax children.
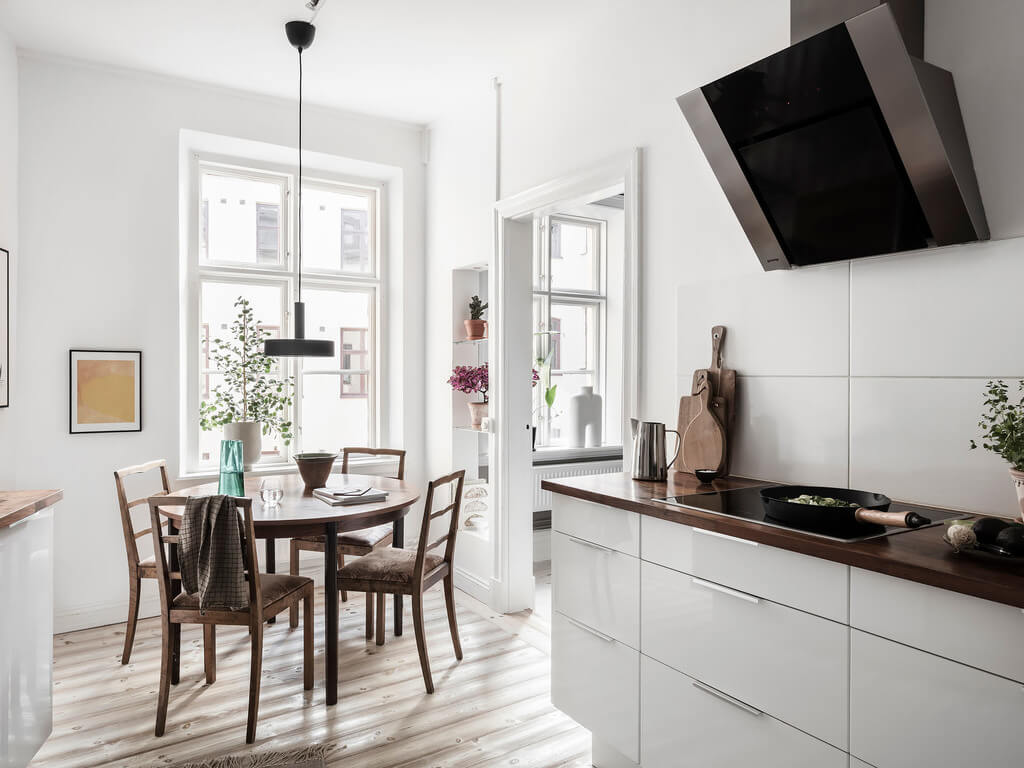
<box><xmin>854</xmin><ymin>508</ymin><xmax>932</xmax><ymax>528</ymax></box>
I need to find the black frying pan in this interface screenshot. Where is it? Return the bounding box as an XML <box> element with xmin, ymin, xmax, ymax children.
<box><xmin>760</xmin><ymin>485</ymin><xmax>932</xmax><ymax>530</ymax></box>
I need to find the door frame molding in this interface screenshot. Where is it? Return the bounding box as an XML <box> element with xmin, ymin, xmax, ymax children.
<box><xmin>488</xmin><ymin>148</ymin><xmax>643</xmax><ymax>613</ymax></box>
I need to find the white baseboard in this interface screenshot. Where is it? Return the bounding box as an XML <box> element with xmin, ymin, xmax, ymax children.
<box><xmin>454</xmin><ymin>566</ymin><xmax>492</xmax><ymax>605</ymax></box>
<box><xmin>55</xmin><ymin>595</ymin><xmax>161</xmax><ymax>635</ymax></box>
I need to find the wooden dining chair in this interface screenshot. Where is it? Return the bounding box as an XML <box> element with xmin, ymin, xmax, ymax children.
<box><xmin>289</xmin><ymin>446</ymin><xmax>406</xmax><ymax>636</ymax></box>
<box><xmin>149</xmin><ymin>496</ymin><xmax>314</xmax><ymax>744</ymax></box>
<box><xmin>337</xmin><ymin>469</ymin><xmax>466</xmax><ymax>694</ymax></box>
<box><xmin>114</xmin><ymin>459</ymin><xmax>172</xmax><ymax>664</ymax></box>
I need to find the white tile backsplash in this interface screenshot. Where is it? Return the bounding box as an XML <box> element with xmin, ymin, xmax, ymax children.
<box><xmin>677</xmin><ymin>262</ymin><xmax>850</xmax><ymax>380</ymax></box>
<box><xmin>850</xmin><ymin>239</ymin><xmax>1024</xmax><ymax>377</ymax></box>
<box><xmin>730</xmin><ymin>376</ymin><xmax>849</xmax><ymax>487</ymax></box>
<box><xmin>849</xmin><ymin>377</ymin><xmax>1019</xmax><ymax>516</ymax></box>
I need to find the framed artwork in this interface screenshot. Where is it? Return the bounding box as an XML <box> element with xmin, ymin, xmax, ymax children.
<box><xmin>0</xmin><ymin>248</ymin><xmax>8</xmax><ymax>408</ymax></box>
<box><xmin>69</xmin><ymin>349</ymin><xmax>142</xmax><ymax>433</ymax></box>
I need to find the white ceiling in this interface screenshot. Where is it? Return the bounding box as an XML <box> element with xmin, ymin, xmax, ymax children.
<box><xmin>0</xmin><ymin>0</ymin><xmax>560</xmax><ymax>124</ymax></box>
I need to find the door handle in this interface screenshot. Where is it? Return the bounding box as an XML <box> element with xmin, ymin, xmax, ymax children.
<box><xmin>691</xmin><ymin>577</ymin><xmax>760</xmax><ymax>604</ymax></box>
<box><xmin>563</xmin><ymin>615</ymin><xmax>615</xmax><ymax>643</ymax></box>
<box><xmin>693</xmin><ymin>528</ymin><xmax>758</xmax><ymax>547</ymax></box>
<box><xmin>691</xmin><ymin>681</ymin><xmax>763</xmax><ymax>717</ymax></box>
<box><xmin>567</xmin><ymin>535</ymin><xmax>615</xmax><ymax>554</ymax></box>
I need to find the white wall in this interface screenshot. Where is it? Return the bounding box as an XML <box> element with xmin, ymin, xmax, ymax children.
<box><xmin>0</xmin><ymin>29</ymin><xmax>16</xmax><ymax>488</ymax></box>
<box><xmin>426</xmin><ymin>0</ymin><xmax>1024</xmax><ymax>518</ymax></box>
<box><xmin>15</xmin><ymin>54</ymin><xmax>426</xmax><ymax>632</ymax></box>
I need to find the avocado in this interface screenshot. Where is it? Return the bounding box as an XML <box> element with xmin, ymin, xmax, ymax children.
<box><xmin>972</xmin><ymin>517</ymin><xmax>1013</xmax><ymax>544</ymax></box>
<box><xmin>994</xmin><ymin>525</ymin><xmax>1024</xmax><ymax>556</ymax></box>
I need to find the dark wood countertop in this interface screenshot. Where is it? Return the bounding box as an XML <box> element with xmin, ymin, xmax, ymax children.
<box><xmin>542</xmin><ymin>471</ymin><xmax>1024</xmax><ymax>609</ymax></box>
<box><xmin>0</xmin><ymin>490</ymin><xmax>64</xmax><ymax>529</ymax></box>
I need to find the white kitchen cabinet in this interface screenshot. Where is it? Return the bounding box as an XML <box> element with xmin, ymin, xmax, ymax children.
<box><xmin>851</xmin><ymin>567</ymin><xmax>1024</xmax><ymax>682</ymax></box>
<box><xmin>551</xmin><ymin>612</ymin><xmax>639</xmax><ymax>763</ymax></box>
<box><xmin>641</xmin><ymin>656</ymin><xmax>848</xmax><ymax>768</ymax></box>
<box><xmin>552</xmin><ymin>494</ymin><xmax>639</xmax><ymax>556</ymax></box>
<box><xmin>552</xmin><ymin>530</ymin><xmax>640</xmax><ymax>647</ymax></box>
<box><xmin>640</xmin><ymin>560</ymin><xmax>849</xmax><ymax>749</ymax></box>
<box><xmin>850</xmin><ymin>629</ymin><xmax>1022</xmax><ymax>768</ymax></box>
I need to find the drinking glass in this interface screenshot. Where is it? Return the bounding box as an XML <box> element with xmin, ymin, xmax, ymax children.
<box><xmin>260</xmin><ymin>477</ymin><xmax>284</xmax><ymax>507</ymax></box>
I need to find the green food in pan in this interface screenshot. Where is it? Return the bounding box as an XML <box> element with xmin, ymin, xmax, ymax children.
<box><xmin>783</xmin><ymin>494</ymin><xmax>858</xmax><ymax>508</ymax></box>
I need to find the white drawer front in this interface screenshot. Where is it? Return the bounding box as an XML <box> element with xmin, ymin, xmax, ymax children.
<box><xmin>552</xmin><ymin>612</ymin><xmax>639</xmax><ymax>763</ymax></box>
<box><xmin>641</xmin><ymin>515</ymin><xmax>848</xmax><ymax>622</ymax></box>
<box><xmin>552</xmin><ymin>530</ymin><xmax>640</xmax><ymax>648</ymax></box>
<box><xmin>641</xmin><ymin>656</ymin><xmax>848</xmax><ymax>768</ymax></box>
<box><xmin>552</xmin><ymin>495</ymin><xmax>639</xmax><ymax>556</ymax></box>
<box><xmin>641</xmin><ymin>560</ymin><xmax>849</xmax><ymax>749</ymax></box>
<box><xmin>851</xmin><ymin>629</ymin><xmax>1023</xmax><ymax>768</ymax></box>
<box><xmin>851</xmin><ymin>567</ymin><xmax>1024</xmax><ymax>683</ymax></box>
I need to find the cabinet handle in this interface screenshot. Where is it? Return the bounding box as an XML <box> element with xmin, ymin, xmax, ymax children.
<box><xmin>567</xmin><ymin>535</ymin><xmax>615</xmax><ymax>554</ymax></box>
<box><xmin>693</xmin><ymin>528</ymin><xmax>758</xmax><ymax>547</ymax></box>
<box><xmin>691</xmin><ymin>577</ymin><xmax>760</xmax><ymax>604</ymax></box>
<box><xmin>691</xmin><ymin>681</ymin><xmax>763</xmax><ymax>717</ymax></box>
<box><xmin>563</xmin><ymin>615</ymin><xmax>615</xmax><ymax>643</ymax></box>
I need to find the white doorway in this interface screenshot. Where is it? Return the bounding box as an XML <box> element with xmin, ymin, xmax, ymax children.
<box><xmin>489</xmin><ymin>150</ymin><xmax>642</xmax><ymax>614</ymax></box>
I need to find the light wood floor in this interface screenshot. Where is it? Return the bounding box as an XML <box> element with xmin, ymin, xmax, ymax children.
<box><xmin>31</xmin><ymin>579</ymin><xmax>587</xmax><ymax>768</ymax></box>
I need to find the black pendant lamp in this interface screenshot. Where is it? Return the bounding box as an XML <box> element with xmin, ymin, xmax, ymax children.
<box><xmin>265</xmin><ymin>19</ymin><xmax>335</xmax><ymax>358</ymax></box>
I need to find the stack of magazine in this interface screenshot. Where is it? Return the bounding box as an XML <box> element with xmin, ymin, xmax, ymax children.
<box><xmin>313</xmin><ymin>485</ymin><xmax>390</xmax><ymax>506</ymax></box>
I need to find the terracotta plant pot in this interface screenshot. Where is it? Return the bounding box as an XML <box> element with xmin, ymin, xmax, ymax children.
<box><xmin>467</xmin><ymin>401</ymin><xmax>488</xmax><ymax>428</ymax></box>
<box><xmin>464</xmin><ymin>319</ymin><xmax>487</xmax><ymax>340</ymax></box>
<box><xmin>1011</xmin><ymin>468</ymin><xmax>1024</xmax><ymax>522</ymax></box>
<box><xmin>224</xmin><ymin>421</ymin><xmax>262</xmax><ymax>470</ymax></box>
<box><xmin>294</xmin><ymin>452</ymin><xmax>337</xmax><ymax>494</ymax></box>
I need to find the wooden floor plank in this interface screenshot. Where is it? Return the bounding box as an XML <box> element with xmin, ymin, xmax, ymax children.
<box><xmin>31</xmin><ymin>580</ymin><xmax>589</xmax><ymax>768</ymax></box>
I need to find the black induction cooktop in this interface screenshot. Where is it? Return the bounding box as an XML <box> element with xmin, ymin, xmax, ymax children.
<box><xmin>653</xmin><ymin>486</ymin><xmax>965</xmax><ymax>543</ymax></box>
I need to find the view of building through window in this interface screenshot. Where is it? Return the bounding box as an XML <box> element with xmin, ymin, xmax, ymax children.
<box><xmin>533</xmin><ymin>215</ymin><xmax>605</xmax><ymax>446</ymax></box>
<box><xmin>191</xmin><ymin>163</ymin><xmax>378</xmax><ymax>469</ymax></box>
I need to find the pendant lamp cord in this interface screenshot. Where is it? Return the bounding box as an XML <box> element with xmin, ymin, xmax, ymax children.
<box><xmin>297</xmin><ymin>47</ymin><xmax>304</xmax><ymax>301</ymax></box>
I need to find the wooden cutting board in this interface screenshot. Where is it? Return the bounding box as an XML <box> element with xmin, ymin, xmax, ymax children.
<box><xmin>691</xmin><ymin>325</ymin><xmax>736</xmax><ymax>430</ymax></box>
<box><xmin>680</xmin><ymin>374</ymin><xmax>726</xmax><ymax>474</ymax></box>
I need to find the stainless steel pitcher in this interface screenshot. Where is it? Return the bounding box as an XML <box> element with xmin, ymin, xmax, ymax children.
<box><xmin>630</xmin><ymin>418</ymin><xmax>681</xmax><ymax>482</ymax></box>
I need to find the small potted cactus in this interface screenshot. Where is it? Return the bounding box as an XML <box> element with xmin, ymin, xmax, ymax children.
<box><xmin>464</xmin><ymin>295</ymin><xmax>488</xmax><ymax>340</ymax></box>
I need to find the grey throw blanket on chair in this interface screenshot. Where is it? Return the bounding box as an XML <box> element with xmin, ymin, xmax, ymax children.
<box><xmin>178</xmin><ymin>495</ymin><xmax>249</xmax><ymax>612</ymax></box>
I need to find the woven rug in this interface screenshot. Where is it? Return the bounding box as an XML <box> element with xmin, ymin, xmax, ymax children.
<box><xmin>170</xmin><ymin>745</ymin><xmax>329</xmax><ymax>768</ymax></box>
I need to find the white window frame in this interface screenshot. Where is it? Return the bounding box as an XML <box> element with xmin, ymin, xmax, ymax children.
<box><xmin>533</xmin><ymin>214</ymin><xmax>607</xmax><ymax>447</ymax></box>
<box><xmin>184</xmin><ymin>154</ymin><xmax>383</xmax><ymax>474</ymax></box>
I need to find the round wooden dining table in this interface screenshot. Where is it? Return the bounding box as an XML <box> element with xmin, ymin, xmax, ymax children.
<box><xmin>160</xmin><ymin>473</ymin><xmax>420</xmax><ymax>706</ymax></box>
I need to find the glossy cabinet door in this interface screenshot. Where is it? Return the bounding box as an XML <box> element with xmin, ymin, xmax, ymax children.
<box><xmin>641</xmin><ymin>560</ymin><xmax>849</xmax><ymax>749</ymax></box>
<box><xmin>0</xmin><ymin>508</ymin><xmax>54</xmax><ymax>768</ymax></box>
<box><xmin>641</xmin><ymin>656</ymin><xmax>848</xmax><ymax>768</ymax></box>
<box><xmin>552</xmin><ymin>531</ymin><xmax>639</xmax><ymax>647</ymax></box>
<box><xmin>851</xmin><ymin>567</ymin><xmax>1024</xmax><ymax>682</ymax></box>
<box><xmin>551</xmin><ymin>612</ymin><xmax>639</xmax><ymax>763</ymax></box>
<box><xmin>552</xmin><ymin>495</ymin><xmax>639</xmax><ymax>556</ymax></box>
<box><xmin>850</xmin><ymin>629</ymin><xmax>1022</xmax><ymax>768</ymax></box>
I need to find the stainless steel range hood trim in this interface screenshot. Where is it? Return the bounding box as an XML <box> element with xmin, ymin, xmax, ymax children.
<box><xmin>846</xmin><ymin>5</ymin><xmax>990</xmax><ymax>245</ymax></box>
<box><xmin>676</xmin><ymin>89</ymin><xmax>791</xmax><ymax>271</ymax></box>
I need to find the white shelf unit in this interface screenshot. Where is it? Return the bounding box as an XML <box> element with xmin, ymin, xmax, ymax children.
<box><xmin>451</xmin><ymin>264</ymin><xmax>491</xmax><ymax>545</ymax></box>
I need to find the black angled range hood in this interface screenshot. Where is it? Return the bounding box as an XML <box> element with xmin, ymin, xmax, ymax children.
<box><xmin>677</xmin><ymin>0</ymin><xmax>989</xmax><ymax>271</ymax></box>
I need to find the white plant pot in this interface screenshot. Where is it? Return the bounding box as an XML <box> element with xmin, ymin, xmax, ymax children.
<box><xmin>567</xmin><ymin>386</ymin><xmax>603</xmax><ymax>448</ymax></box>
<box><xmin>224</xmin><ymin>421</ymin><xmax>262</xmax><ymax>470</ymax></box>
<box><xmin>1011</xmin><ymin>468</ymin><xmax>1024</xmax><ymax>523</ymax></box>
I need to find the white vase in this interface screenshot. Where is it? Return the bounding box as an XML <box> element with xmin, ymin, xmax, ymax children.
<box><xmin>1011</xmin><ymin>468</ymin><xmax>1024</xmax><ymax>523</ymax></box>
<box><xmin>224</xmin><ymin>421</ymin><xmax>262</xmax><ymax>470</ymax></box>
<box><xmin>568</xmin><ymin>386</ymin><xmax>602</xmax><ymax>448</ymax></box>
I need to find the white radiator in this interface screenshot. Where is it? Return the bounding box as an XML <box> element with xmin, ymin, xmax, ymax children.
<box><xmin>533</xmin><ymin>460</ymin><xmax>623</xmax><ymax>513</ymax></box>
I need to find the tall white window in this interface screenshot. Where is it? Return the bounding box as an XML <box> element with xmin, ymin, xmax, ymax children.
<box><xmin>532</xmin><ymin>215</ymin><xmax>606</xmax><ymax>446</ymax></box>
<box><xmin>187</xmin><ymin>160</ymin><xmax>380</xmax><ymax>471</ymax></box>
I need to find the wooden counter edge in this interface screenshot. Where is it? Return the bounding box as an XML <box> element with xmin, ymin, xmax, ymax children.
<box><xmin>542</xmin><ymin>473</ymin><xmax>1024</xmax><ymax>610</ymax></box>
<box><xmin>0</xmin><ymin>489</ymin><xmax>64</xmax><ymax>529</ymax></box>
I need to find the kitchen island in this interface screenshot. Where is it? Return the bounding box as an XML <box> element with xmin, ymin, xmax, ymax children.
<box><xmin>543</xmin><ymin>472</ymin><xmax>1024</xmax><ymax>768</ymax></box>
<box><xmin>0</xmin><ymin>490</ymin><xmax>62</xmax><ymax>768</ymax></box>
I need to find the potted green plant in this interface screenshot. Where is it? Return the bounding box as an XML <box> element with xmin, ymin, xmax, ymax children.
<box><xmin>464</xmin><ymin>295</ymin><xmax>488</xmax><ymax>340</ymax></box>
<box><xmin>970</xmin><ymin>379</ymin><xmax>1024</xmax><ymax>521</ymax></box>
<box><xmin>199</xmin><ymin>297</ymin><xmax>295</xmax><ymax>469</ymax></box>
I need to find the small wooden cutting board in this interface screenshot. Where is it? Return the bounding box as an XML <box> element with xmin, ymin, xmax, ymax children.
<box><xmin>680</xmin><ymin>373</ymin><xmax>726</xmax><ymax>473</ymax></box>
